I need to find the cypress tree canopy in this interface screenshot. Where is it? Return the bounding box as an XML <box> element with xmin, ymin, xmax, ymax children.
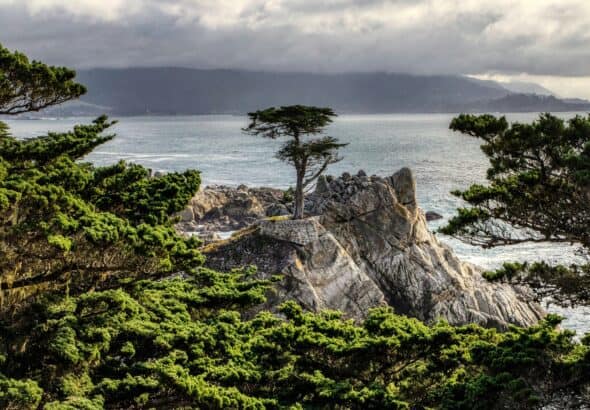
<box><xmin>0</xmin><ymin>43</ymin><xmax>86</xmax><ymax>115</ymax></box>
<box><xmin>442</xmin><ymin>113</ymin><xmax>590</xmax><ymax>305</ymax></box>
<box><xmin>244</xmin><ymin>105</ymin><xmax>347</xmax><ymax>219</ymax></box>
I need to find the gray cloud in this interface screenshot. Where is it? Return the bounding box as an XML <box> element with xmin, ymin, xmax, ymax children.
<box><xmin>1</xmin><ymin>0</ymin><xmax>589</xmax><ymax>80</ymax></box>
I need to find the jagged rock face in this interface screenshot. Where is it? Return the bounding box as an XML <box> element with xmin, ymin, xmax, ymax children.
<box><xmin>205</xmin><ymin>218</ymin><xmax>386</xmax><ymax>318</ymax></box>
<box><xmin>189</xmin><ymin>169</ymin><xmax>545</xmax><ymax>329</ymax></box>
<box><xmin>309</xmin><ymin>169</ymin><xmax>544</xmax><ymax>328</ymax></box>
<box><xmin>177</xmin><ymin>185</ymin><xmax>286</xmax><ymax>233</ymax></box>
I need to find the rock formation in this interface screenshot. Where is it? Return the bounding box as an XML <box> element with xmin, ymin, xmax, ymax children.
<box><xmin>205</xmin><ymin>217</ymin><xmax>386</xmax><ymax>319</ymax></box>
<box><xmin>176</xmin><ymin>185</ymin><xmax>288</xmax><ymax>235</ymax></box>
<box><xmin>179</xmin><ymin>169</ymin><xmax>545</xmax><ymax>329</ymax></box>
<box><xmin>425</xmin><ymin>211</ymin><xmax>443</xmax><ymax>221</ymax></box>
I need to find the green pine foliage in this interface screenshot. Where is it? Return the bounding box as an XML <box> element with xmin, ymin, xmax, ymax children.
<box><xmin>442</xmin><ymin>113</ymin><xmax>590</xmax><ymax>248</ymax></box>
<box><xmin>1</xmin><ymin>279</ymin><xmax>588</xmax><ymax>408</ymax></box>
<box><xmin>441</xmin><ymin>113</ymin><xmax>590</xmax><ymax>305</ymax></box>
<box><xmin>0</xmin><ymin>115</ymin><xmax>202</xmax><ymax>310</ymax></box>
<box><xmin>0</xmin><ymin>43</ymin><xmax>86</xmax><ymax>115</ymax></box>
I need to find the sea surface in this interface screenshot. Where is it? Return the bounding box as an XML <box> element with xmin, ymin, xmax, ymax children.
<box><xmin>5</xmin><ymin>113</ymin><xmax>589</xmax><ymax>335</ymax></box>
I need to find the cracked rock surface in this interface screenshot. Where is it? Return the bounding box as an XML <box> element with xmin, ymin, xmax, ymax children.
<box><xmin>182</xmin><ymin>168</ymin><xmax>545</xmax><ymax>328</ymax></box>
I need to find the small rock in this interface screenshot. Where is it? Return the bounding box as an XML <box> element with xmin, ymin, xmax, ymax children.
<box><xmin>315</xmin><ymin>175</ymin><xmax>330</xmax><ymax>194</ymax></box>
<box><xmin>266</xmin><ymin>203</ymin><xmax>290</xmax><ymax>217</ymax></box>
<box><xmin>342</xmin><ymin>172</ymin><xmax>351</xmax><ymax>181</ymax></box>
<box><xmin>390</xmin><ymin>167</ymin><xmax>417</xmax><ymax>208</ymax></box>
<box><xmin>178</xmin><ymin>207</ymin><xmax>194</xmax><ymax>223</ymax></box>
<box><xmin>425</xmin><ymin>211</ymin><xmax>443</xmax><ymax>221</ymax></box>
<box><xmin>357</xmin><ymin>169</ymin><xmax>367</xmax><ymax>177</ymax></box>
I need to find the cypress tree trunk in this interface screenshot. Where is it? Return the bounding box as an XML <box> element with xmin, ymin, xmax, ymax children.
<box><xmin>294</xmin><ymin>169</ymin><xmax>305</xmax><ymax>219</ymax></box>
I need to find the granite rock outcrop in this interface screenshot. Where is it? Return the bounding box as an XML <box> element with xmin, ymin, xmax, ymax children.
<box><xmin>179</xmin><ymin>169</ymin><xmax>545</xmax><ymax>328</ymax></box>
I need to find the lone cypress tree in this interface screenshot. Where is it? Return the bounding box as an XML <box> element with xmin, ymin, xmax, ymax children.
<box><xmin>244</xmin><ymin>105</ymin><xmax>347</xmax><ymax>219</ymax></box>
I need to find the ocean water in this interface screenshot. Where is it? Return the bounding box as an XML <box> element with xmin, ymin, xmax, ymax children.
<box><xmin>4</xmin><ymin>113</ymin><xmax>589</xmax><ymax>335</ymax></box>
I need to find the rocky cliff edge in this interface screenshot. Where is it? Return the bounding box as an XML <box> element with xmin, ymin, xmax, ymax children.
<box><xmin>178</xmin><ymin>168</ymin><xmax>545</xmax><ymax>329</ymax></box>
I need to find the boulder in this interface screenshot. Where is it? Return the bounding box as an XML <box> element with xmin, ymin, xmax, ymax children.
<box><xmin>425</xmin><ymin>211</ymin><xmax>443</xmax><ymax>221</ymax></box>
<box><xmin>388</xmin><ymin>167</ymin><xmax>417</xmax><ymax>208</ymax></box>
<box><xmin>176</xmin><ymin>185</ymin><xmax>285</xmax><ymax>233</ymax></box>
<box><xmin>265</xmin><ymin>203</ymin><xmax>290</xmax><ymax>217</ymax></box>
<box><xmin>177</xmin><ymin>207</ymin><xmax>195</xmax><ymax>223</ymax></box>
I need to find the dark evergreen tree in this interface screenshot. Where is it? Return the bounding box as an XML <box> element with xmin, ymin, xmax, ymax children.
<box><xmin>244</xmin><ymin>105</ymin><xmax>347</xmax><ymax>219</ymax></box>
<box><xmin>442</xmin><ymin>113</ymin><xmax>590</xmax><ymax>305</ymax></box>
<box><xmin>0</xmin><ymin>43</ymin><xmax>86</xmax><ymax>115</ymax></box>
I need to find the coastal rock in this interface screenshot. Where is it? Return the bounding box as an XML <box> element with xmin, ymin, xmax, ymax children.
<box><xmin>389</xmin><ymin>167</ymin><xmax>416</xmax><ymax>208</ymax></box>
<box><xmin>176</xmin><ymin>185</ymin><xmax>285</xmax><ymax>233</ymax></box>
<box><xmin>425</xmin><ymin>211</ymin><xmax>443</xmax><ymax>221</ymax></box>
<box><xmin>205</xmin><ymin>218</ymin><xmax>386</xmax><ymax>318</ymax></box>
<box><xmin>265</xmin><ymin>203</ymin><xmax>291</xmax><ymax>217</ymax></box>
<box><xmin>183</xmin><ymin>169</ymin><xmax>545</xmax><ymax>328</ymax></box>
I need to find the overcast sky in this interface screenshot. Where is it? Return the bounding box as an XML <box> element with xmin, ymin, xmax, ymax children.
<box><xmin>1</xmin><ymin>0</ymin><xmax>590</xmax><ymax>98</ymax></box>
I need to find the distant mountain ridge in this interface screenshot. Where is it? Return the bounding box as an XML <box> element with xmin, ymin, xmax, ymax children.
<box><xmin>496</xmin><ymin>80</ymin><xmax>555</xmax><ymax>96</ymax></box>
<box><xmin>70</xmin><ymin>68</ymin><xmax>590</xmax><ymax>115</ymax></box>
<box><xmin>469</xmin><ymin>93</ymin><xmax>590</xmax><ymax>113</ymax></box>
